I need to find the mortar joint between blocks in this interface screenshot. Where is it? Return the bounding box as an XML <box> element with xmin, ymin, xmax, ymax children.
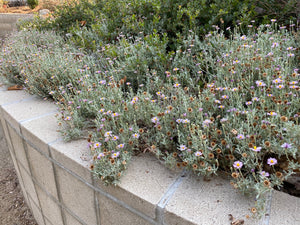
<box><xmin>48</xmin><ymin>144</ymin><xmax>67</xmax><ymax>225</ymax></box>
<box><xmin>19</xmin><ymin>110</ymin><xmax>58</xmax><ymax>124</ymax></box>
<box><xmin>156</xmin><ymin>169</ymin><xmax>187</xmax><ymax>225</ymax></box>
<box><xmin>92</xmin><ymin>176</ymin><xmax>102</xmax><ymax>225</ymax></box>
<box><xmin>1</xmin><ymin>96</ymin><xmax>36</xmax><ymax>106</ymax></box>
<box><xmin>19</xmin><ymin>122</ymin><xmax>47</xmax><ymax>225</ymax></box>
<box><xmin>260</xmin><ymin>190</ymin><xmax>273</xmax><ymax>225</ymax></box>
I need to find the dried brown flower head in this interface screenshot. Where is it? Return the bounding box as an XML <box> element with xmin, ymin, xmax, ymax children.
<box><xmin>232</xmin><ymin>172</ymin><xmax>239</xmax><ymax>179</ymax></box>
<box><xmin>229</xmin><ymin>154</ymin><xmax>235</xmax><ymax>160</ymax></box>
<box><xmin>208</xmin><ymin>153</ymin><xmax>215</xmax><ymax>159</ymax></box>
<box><xmin>216</xmin><ymin>129</ymin><xmax>222</xmax><ymax>135</ymax></box>
<box><xmin>280</xmin><ymin>116</ymin><xmax>288</xmax><ymax>122</ymax></box>
<box><xmin>221</xmin><ymin>139</ymin><xmax>227</xmax><ymax>146</ymax></box>
<box><xmin>264</xmin><ymin>141</ymin><xmax>271</xmax><ymax>147</ymax></box>
<box><xmin>216</xmin><ymin>148</ymin><xmax>222</xmax><ymax>154</ymax></box>
<box><xmin>263</xmin><ymin>180</ymin><xmax>270</xmax><ymax>187</ymax></box>
<box><xmin>242</xmin><ymin>153</ymin><xmax>247</xmax><ymax>158</ymax></box>
<box><xmin>275</xmin><ymin>171</ymin><xmax>283</xmax><ymax>178</ymax></box>
<box><xmin>192</xmin><ymin>164</ymin><xmax>198</xmax><ymax>170</ymax></box>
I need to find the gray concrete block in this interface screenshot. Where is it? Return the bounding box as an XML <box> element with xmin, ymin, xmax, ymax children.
<box><xmin>55</xmin><ymin>165</ymin><xmax>97</xmax><ymax>225</ymax></box>
<box><xmin>63</xmin><ymin>209</ymin><xmax>84</xmax><ymax>225</ymax></box>
<box><xmin>97</xmin><ymin>193</ymin><xmax>154</xmax><ymax>225</ymax></box>
<box><xmin>50</xmin><ymin>139</ymin><xmax>93</xmax><ymax>184</ymax></box>
<box><xmin>35</xmin><ymin>185</ymin><xmax>63</xmax><ymax>225</ymax></box>
<box><xmin>269</xmin><ymin>191</ymin><xmax>300</xmax><ymax>225</ymax></box>
<box><xmin>7</xmin><ymin>124</ymin><xmax>30</xmax><ymax>172</ymax></box>
<box><xmin>21</xmin><ymin>113</ymin><xmax>60</xmax><ymax>155</ymax></box>
<box><xmin>18</xmin><ymin>163</ymin><xmax>40</xmax><ymax>208</ymax></box>
<box><xmin>27</xmin><ymin>144</ymin><xmax>58</xmax><ymax>198</ymax></box>
<box><xmin>28</xmin><ymin>196</ymin><xmax>46</xmax><ymax>225</ymax></box>
<box><xmin>2</xmin><ymin>96</ymin><xmax>56</xmax><ymax>130</ymax></box>
<box><xmin>0</xmin><ymin>90</ymin><xmax>32</xmax><ymax>106</ymax></box>
<box><xmin>94</xmin><ymin>153</ymin><xmax>182</xmax><ymax>219</ymax></box>
<box><xmin>164</xmin><ymin>174</ymin><xmax>259</xmax><ymax>225</ymax></box>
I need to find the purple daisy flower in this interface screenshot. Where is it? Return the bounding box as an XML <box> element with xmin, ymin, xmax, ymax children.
<box><xmin>250</xmin><ymin>146</ymin><xmax>262</xmax><ymax>152</ymax></box>
<box><xmin>281</xmin><ymin>143</ymin><xmax>292</xmax><ymax>149</ymax></box>
<box><xmin>236</xmin><ymin>134</ymin><xmax>245</xmax><ymax>140</ymax></box>
<box><xmin>111</xmin><ymin>152</ymin><xmax>120</xmax><ymax>158</ymax></box>
<box><xmin>179</xmin><ymin>145</ymin><xmax>187</xmax><ymax>151</ymax></box>
<box><xmin>267</xmin><ymin>158</ymin><xmax>277</xmax><ymax>166</ymax></box>
<box><xmin>233</xmin><ymin>161</ymin><xmax>243</xmax><ymax>169</ymax></box>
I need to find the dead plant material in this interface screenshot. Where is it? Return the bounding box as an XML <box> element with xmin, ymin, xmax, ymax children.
<box><xmin>7</xmin><ymin>85</ymin><xmax>23</xmax><ymax>91</ymax></box>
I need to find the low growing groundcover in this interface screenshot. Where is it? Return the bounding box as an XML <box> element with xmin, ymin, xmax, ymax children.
<box><xmin>1</xmin><ymin>17</ymin><xmax>299</xmax><ymax>218</ymax></box>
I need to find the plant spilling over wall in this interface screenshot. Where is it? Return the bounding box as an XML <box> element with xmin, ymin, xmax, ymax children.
<box><xmin>1</xmin><ymin>0</ymin><xmax>300</xmax><ymax>218</ymax></box>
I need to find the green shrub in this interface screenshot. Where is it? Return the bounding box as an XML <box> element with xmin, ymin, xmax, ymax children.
<box><xmin>15</xmin><ymin>0</ymin><xmax>255</xmax><ymax>51</ymax></box>
<box><xmin>254</xmin><ymin>0</ymin><xmax>300</xmax><ymax>25</ymax></box>
<box><xmin>19</xmin><ymin>0</ymin><xmax>299</xmax><ymax>53</ymax></box>
<box><xmin>27</xmin><ymin>0</ymin><xmax>39</xmax><ymax>9</ymax></box>
<box><xmin>51</xmin><ymin>0</ymin><xmax>100</xmax><ymax>33</ymax></box>
<box><xmin>16</xmin><ymin>15</ymin><xmax>54</xmax><ymax>32</ymax></box>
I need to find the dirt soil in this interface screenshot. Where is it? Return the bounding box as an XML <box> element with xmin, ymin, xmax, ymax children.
<box><xmin>0</xmin><ymin>130</ymin><xmax>37</xmax><ymax>225</ymax></box>
<box><xmin>0</xmin><ymin>5</ymin><xmax>41</xmax><ymax>14</ymax></box>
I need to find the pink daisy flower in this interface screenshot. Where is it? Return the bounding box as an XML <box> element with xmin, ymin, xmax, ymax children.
<box><xmin>233</xmin><ymin>161</ymin><xmax>243</xmax><ymax>169</ymax></box>
<box><xmin>267</xmin><ymin>158</ymin><xmax>277</xmax><ymax>166</ymax></box>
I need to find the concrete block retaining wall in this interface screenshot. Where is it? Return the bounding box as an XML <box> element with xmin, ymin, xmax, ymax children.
<box><xmin>0</xmin><ymin>87</ymin><xmax>299</xmax><ymax>225</ymax></box>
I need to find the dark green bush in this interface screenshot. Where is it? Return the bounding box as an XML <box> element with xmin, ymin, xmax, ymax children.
<box><xmin>51</xmin><ymin>0</ymin><xmax>100</xmax><ymax>34</ymax></box>
<box><xmin>254</xmin><ymin>0</ymin><xmax>299</xmax><ymax>25</ymax></box>
<box><xmin>27</xmin><ymin>0</ymin><xmax>39</xmax><ymax>9</ymax></box>
<box><xmin>19</xmin><ymin>0</ymin><xmax>299</xmax><ymax>53</ymax></box>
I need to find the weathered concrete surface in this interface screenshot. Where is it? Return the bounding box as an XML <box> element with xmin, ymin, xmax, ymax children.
<box><xmin>0</xmin><ymin>13</ymin><xmax>33</xmax><ymax>38</ymax></box>
<box><xmin>0</xmin><ymin>120</ymin><xmax>12</xmax><ymax>168</ymax></box>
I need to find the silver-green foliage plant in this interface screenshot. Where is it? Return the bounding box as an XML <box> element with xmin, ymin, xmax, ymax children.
<box><xmin>56</xmin><ymin>23</ymin><xmax>299</xmax><ymax>214</ymax></box>
<box><xmin>0</xmin><ymin>30</ymin><xmax>65</xmax><ymax>85</ymax></box>
<box><xmin>0</xmin><ymin>30</ymin><xmax>103</xmax><ymax>138</ymax></box>
<box><xmin>1</xmin><ymin>23</ymin><xmax>299</xmax><ymax>216</ymax></box>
